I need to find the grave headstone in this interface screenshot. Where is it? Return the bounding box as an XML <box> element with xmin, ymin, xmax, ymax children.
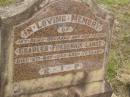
<box><xmin>0</xmin><ymin>0</ymin><xmax>114</xmax><ymax>97</ymax></box>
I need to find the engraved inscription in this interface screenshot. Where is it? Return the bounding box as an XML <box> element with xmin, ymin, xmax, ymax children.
<box><xmin>39</xmin><ymin>63</ymin><xmax>83</xmax><ymax>75</ymax></box>
<box><xmin>57</xmin><ymin>25</ymin><xmax>74</xmax><ymax>33</ymax></box>
<box><xmin>13</xmin><ymin>0</ymin><xmax>109</xmax><ymax>81</ymax></box>
<box><xmin>15</xmin><ymin>33</ymin><xmax>106</xmax><ymax>45</ymax></box>
<box><xmin>21</xmin><ymin>14</ymin><xmax>103</xmax><ymax>38</ymax></box>
<box><xmin>15</xmin><ymin>40</ymin><xmax>105</xmax><ymax>55</ymax></box>
<box><xmin>15</xmin><ymin>49</ymin><xmax>104</xmax><ymax>64</ymax></box>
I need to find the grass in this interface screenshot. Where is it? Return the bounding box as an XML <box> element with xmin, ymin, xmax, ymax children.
<box><xmin>97</xmin><ymin>0</ymin><xmax>130</xmax><ymax>81</ymax></box>
<box><xmin>107</xmin><ymin>50</ymin><xmax>119</xmax><ymax>80</ymax></box>
<box><xmin>0</xmin><ymin>0</ymin><xmax>15</xmax><ymax>6</ymax></box>
<box><xmin>97</xmin><ymin>0</ymin><xmax>130</xmax><ymax>6</ymax></box>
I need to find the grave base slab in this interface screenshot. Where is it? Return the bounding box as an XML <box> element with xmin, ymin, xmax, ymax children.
<box><xmin>19</xmin><ymin>81</ymin><xmax>112</xmax><ymax>97</ymax></box>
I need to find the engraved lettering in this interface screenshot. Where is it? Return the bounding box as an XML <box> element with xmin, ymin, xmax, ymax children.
<box><xmin>15</xmin><ymin>49</ymin><xmax>104</xmax><ymax>64</ymax></box>
<box><xmin>20</xmin><ymin>14</ymin><xmax>103</xmax><ymax>38</ymax></box>
<box><xmin>15</xmin><ymin>33</ymin><xmax>106</xmax><ymax>45</ymax></box>
<box><xmin>15</xmin><ymin>40</ymin><xmax>105</xmax><ymax>55</ymax></box>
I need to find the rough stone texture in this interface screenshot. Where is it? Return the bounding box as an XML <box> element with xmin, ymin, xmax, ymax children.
<box><xmin>19</xmin><ymin>81</ymin><xmax>112</xmax><ymax>97</ymax></box>
<box><xmin>0</xmin><ymin>0</ymin><xmax>114</xmax><ymax>97</ymax></box>
<box><xmin>112</xmin><ymin>94</ymin><xmax>117</xmax><ymax>97</ymax></box>
<box><xmin>4</xmin><ymin>69</ymin><xmax>104</xmax><ymax>97</ymax></box>
<box><xmin>0</xmin><ymin>0</ymin><xmax>43</xmax><ymax>96</ymax></box>
<box><xmin>0</xmin><ymin>0</ymin><xmax>39</xmax><ymax>19</ymax></box>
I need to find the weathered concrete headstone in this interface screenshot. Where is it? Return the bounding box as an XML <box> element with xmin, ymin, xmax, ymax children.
<box><xmin>0</xmin><ymin>0</ymin><xmax>114</xmax><ymax>97</ymax></box>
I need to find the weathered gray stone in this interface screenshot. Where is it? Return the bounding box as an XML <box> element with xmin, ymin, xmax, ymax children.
<box><xmin>0</xmin><ymin>0</ymin><xmax>39</xmax><ymax>19</ymax></box>
<box><xmin>0</xmin><ymin>0</ymin><xmax>114</xmax><ymax>97</ymax></box>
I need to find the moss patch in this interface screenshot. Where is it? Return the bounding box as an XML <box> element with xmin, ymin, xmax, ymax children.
<box><xmin>107</xmin><ymin>50</ymin><xmax>119</xmax><ymax>81</ymax></box>
<box><xmin>97</xmin><ymin>0</ymin><xmax>130</xmax><ymax>6</ymax></box>
<box><xmin>0</xmin><ymin>0</ymin><xmax>15</xmax><ymax>6</ymax></box>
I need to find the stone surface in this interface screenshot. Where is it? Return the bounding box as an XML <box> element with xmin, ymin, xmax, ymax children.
<box><xmin>0</xmin><ymin>0</ymin><xmax>39</xmax><ymax>19</ymax></box>
<box><xmin>0</xmin><ymin>0</ymin><xmax>114</xmax><ymax>97</ymax></box>
<box><xmin>19</xmin><ymin>81</ymin><xmax>112</xmax><ymax>97</ymax></box>
<box><xmin>112</xmin><ymin>94</ymin><xmax>117</xmax><ymax>97</ymax></box>
<box><xmin>13</xmin><ymin>0</ymin><xmax>108</xmax><ymax>82</ymax></box>
<box><xmin>5</xmin><ymin>68</ymin><xmax>104</xmax><ymax>97</ymax></box>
